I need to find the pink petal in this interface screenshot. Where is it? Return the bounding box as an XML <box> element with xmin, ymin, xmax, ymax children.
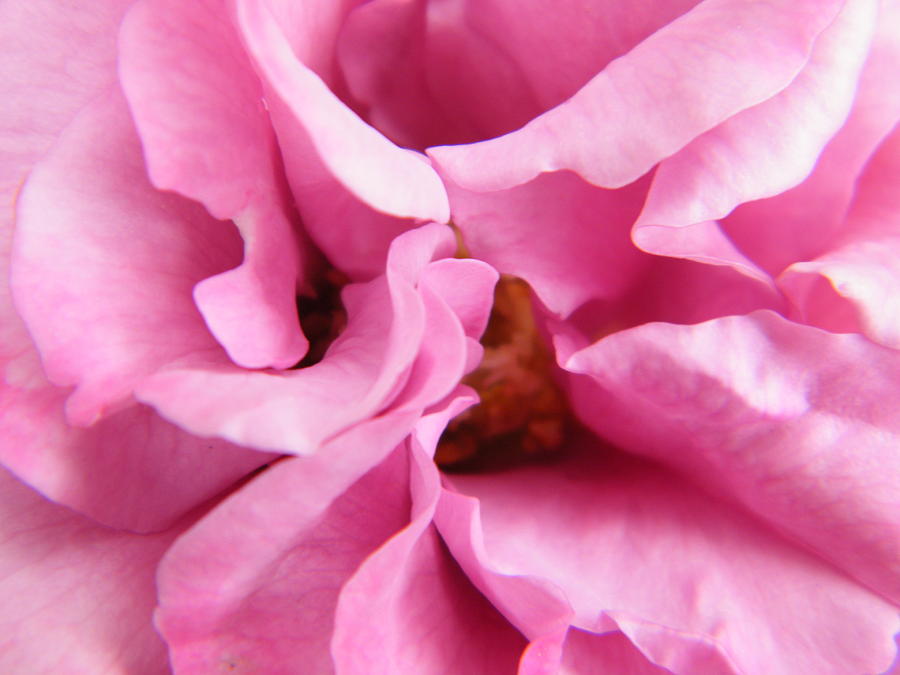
<box><xmin>332</xmin><ymin>403</ymin><xmax>526</xmax><ymax>674</ymax></box>
<box><xmin>10</xmin><ymin>88</ymin><xmax>241</xmax><ymax>427</ymax></box>
<box><xmin>0</xmin><ymin>464</ymin><xmax>178</xmax><ymax>673</ymax></box>
<box><xmin>443</xmin><ymin>170</ymin><xmax>650</xmax><ymax>317</ymax></box>
<box><xmin>1</xmin><ymin>344</ymin><xmax>272</xmax><ymax>532</ymax></box>
<box><xmin>156</xmin><ymin>438</ymin><xmax>414</xmax><ymax>673</ymax></box>
<box><xmin>429</xmin><ymin>0</ymin><xmax>844</xmax><ymax>193</ymax></box>
<box><xmin>780</xmin><ymin>124</ymin><xmax>900</xmax><ymax>347</ymax></box>
<box><xmin>448</xmin><ymin>438</ymin><xmax>900</xmax><ymax>674</ymax></box>
<box><xmin>635</xmin><ymin>0</ymin><xmax>876</xmax><ymax>233</ymax></box>
<box><xmin>721</xmin><ymin>0</ymin><xmax>900</xmax><ymax>275</ymax></box>
<box><xmin>136</xmin><ymin>224</ymin><xmax>477</xmax><ymax>455</ymax></box>
<box><xmin>231</xmin><ymin>0</ymin><xmax>449</xmax><ymax>234</ymax></box>
<box><xmin>0</xmin><ymin>0</ymin><xmax>132</xmax><ymax>362</ymax></box>
<box><xmin>563</xmin><ymin>311</ymin><xmax>900</xmax><ymax>609</ymax></box>
<box><xmin>339</xmin><ymin>0</ymin><xmax>701</xmax><ymax>150</ymax></box>
<box><xmin>558</xmin><ymin>629</ymin><xmax>675</xmax><ymax>675</ymax></box>
<box><xmin>120</xmin><ymin>0</ymin><xmax>305</xmax><ymax>369</ymax></box>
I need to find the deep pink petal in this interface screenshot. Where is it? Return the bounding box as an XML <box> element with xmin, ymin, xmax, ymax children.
<box><xmin>563</xmin><ymin>311</ymin><xmax>900</xmax><ymax>608</ymax></box>
<box><xmin>429</xmin><ymin>0</ymin><xmax>844</xmax><ymax>193</ymax></box>
<box><xmin>11</xmin><ymin>88</ymin><xmax>240</xmax><ymax>426</ymax></box>
<box><xmin>448</xmin><ymin>439</ymin><xmax>900</xmax><ymax>674</ymax></box>
<box><xmin>780</xmin><ymin>123</ymin><xmax>900</xmax><ymax>347</ymax></box>
<box><xmin>0</xmin><ymin>464</ymin><xmax>178</xmax><ymax>673</ymax></box>
<box><xmin>120</xmin><ymin>0</ymin><xmax>305</xmax><ymax>369</ymax></box>
<box><xmin>635</xmin><ymin>0</ymin><xmax>876</xmax><ymax>234</ymax></box>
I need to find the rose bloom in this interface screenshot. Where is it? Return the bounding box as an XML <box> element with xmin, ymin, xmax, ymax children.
<box><xmin>2</xmin><ymin>0</ymin><xmax>900</xmax><ymax>673</ymax></box>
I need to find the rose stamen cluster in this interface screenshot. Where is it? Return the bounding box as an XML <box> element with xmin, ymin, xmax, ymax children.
<box><xmin>437</xmin><ymin>276</ymin><xmax>572</xmax><ymax>472</ymax></box>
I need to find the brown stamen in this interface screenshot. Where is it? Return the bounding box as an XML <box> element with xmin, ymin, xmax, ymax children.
<box><xmin>436</xmin><ymin>276</ymin><xmax>572</xmax><ymax>473</ymax></box>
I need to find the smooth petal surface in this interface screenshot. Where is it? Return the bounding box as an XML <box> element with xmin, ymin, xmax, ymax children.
<box><xmin>780</xmin><ymin>123</ymin><xmax>900</xmax><ymax>346</ymax></box>
<box><xmin>429</xmin><ymin>0</ymin><xmax>844</xmax><ymax>193</ymax></box>
<box><xmin>333</xmin><ymin>397</ymin><xmax>526</xmax><ymax>674</ymax></box>
<box><xmin>0</xmin><ymin>465</ymin><xmax>178</xmax><ymax>673</ymax></box>
<box><xmin>448</xmin><ymin>439</ymin><xmax>900</xmax><ymax>675</ymax></box>
<box><xmin>120</xmin><ymin>0</ymin><xmax>305</xmax><ymax>369</ymax></box>
<box><xmin>445</xmin><ymin>171</ymin><xmax>650</xmax><ymax>317</ymax></box>
<box><xmin>11</xmin><ymin>88</ymin><xmax>241</xmax><ymax>426</ymax></box>
<box><xmin>563</xmin><ymin>311</ymin><xmax>900</xmax><ymax>608</ymax></box>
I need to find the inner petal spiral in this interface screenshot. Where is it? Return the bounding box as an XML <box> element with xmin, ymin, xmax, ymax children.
<box><xmin>436</xmin><ymin>276</ymin><xmax>574</xmax><ymax>472</ymax></box>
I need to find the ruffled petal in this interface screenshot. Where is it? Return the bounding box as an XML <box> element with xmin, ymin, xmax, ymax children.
<box><xmin>136</xmin><ymin>224</ymin><xmax>484</xmax><ymax>455</ymax></box>
<box><xmin>332</xmin><ymin>398</ymin><xmax>526</xmax><ymax>674</ymax></box>
<box><xmin>448</xmin><ymin>438</ymin><xmax>900</xmax><ymax>674</ymax></box>
<box><xmin>429</xmin><ymin>0</ymin><xmax>845</xmax><ymax>193</ymax></box>
<box><xmin>563</xmin><ymin>311</ymin><xmax>900</xmax><ymax>607</ymax></box>
<box><xmin>119</xmin><ymin>0</ymin><xmax>305</xmax><ymax>369</ymax></box>
<box><xmin>0</xmin><ymin>464</ymin><xmax>179</xmax><ymax>673</ymax></box>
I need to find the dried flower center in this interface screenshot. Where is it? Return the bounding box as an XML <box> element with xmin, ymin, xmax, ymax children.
<box><xmin>436</xmin><ymin>276</ymin><xmax>573</xmax><ymax>473</ymax></box>
<box><xmin>292</xmin><ymin>266</ymin><xmax>348</xmax><ymax>369</ymax></box>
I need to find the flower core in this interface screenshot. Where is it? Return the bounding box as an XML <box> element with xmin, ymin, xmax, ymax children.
<box><xmin>293</xmin><ymin>266</ymin><xmax>348</xmax><ymax>369</ymax></box>
<box><xmin>436</xmin><ymin>276</ymin><xmax>573</xmax><ymax>472</ymax></box>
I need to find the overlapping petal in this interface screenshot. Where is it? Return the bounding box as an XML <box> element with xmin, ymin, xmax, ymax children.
<box><xmin>119</xmin><ymin>0</ymin><xmax>305</xmax><ymax>369</ymax></box>
<box><xmin>446</xmin><ymin>437</ymin><xmax>900</xmax><ymax>674</ymax></box>
<box><xmin>137</xmin><ymin>224</ymin><xmax>495</xmax><ymax>455</ymax></box>
<box><xmin>563</xmin><ymin>311</ymin><xmax>900</xmax><ymax>607</ymax></box>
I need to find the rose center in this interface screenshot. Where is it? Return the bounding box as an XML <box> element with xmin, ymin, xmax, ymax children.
<box><xmin>292</xmin><ymin>266</ymin><xmax>349</xmax><ymax>369</ymax></box>
<box><xmin>436</xmin><ymin>276</ymin><xmax>574</xmax><ymax>473</ymax></box>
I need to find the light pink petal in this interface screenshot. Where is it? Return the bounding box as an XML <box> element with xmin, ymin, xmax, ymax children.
<box><xmin>333</xmin><ymin>404</ymin><xmax>526</xmax><ymax>673</ymax></box>
<box><xmin>429</xmin><ymin>0</ymin><xmax>844</xmax><ymax>193</ymax></box>
<box><xmin>156</xmin><ymin>438</ymin><xmax>414</xmax><ymax>673</ymax></box>
<box><xmin>563</xmin><ymin>311</ymin><xmax>900</xmax><ymax>608</ymax></box>
<box><xmin>119</xmin><ymin>0</ymin><xmax>305</xmax><ymax>369</ymax></box>
<box><xmin>0</xmin><ymin>464</ymin><xmax>178</xmax><ymax>673</ymax></box>
<box><xmin>635</xmin><ymin>0</ymin><xmax>876</xmax><ymax>233</ymax></box>
<box><xmin>231</xmin><ymin>0</ymin><xmax>448</xmax><ymax>221</ymax></box>
<box><xmin>11</xmin><ymin>88</ymin><xmax>241</xmax><ymax>426</ymax></box>
<box><xmin>443</xmin><ymin>170</ymin><xmax>650</xmax><ymax>317</ymax></box>
<box><xmin>780</xmin><ymin>124</ymin><xmax>900</xmax><ymax>347</ymax></box>
<box><xmin>137</xmin><ymin>224</ymin><xmax>471</xmax><ymax>455</ymax></box>
<box><xmin>449</xmin><ymin>438</ymin><xmax>900</xmax><ymax>675</ymax></box>
<box><xmin>721</xmin><ymin>0</ymin><xmax>900</xmax><ymax>274</ymax></box>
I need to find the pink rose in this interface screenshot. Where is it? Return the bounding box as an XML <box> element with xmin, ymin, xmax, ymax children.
<box><xmin>3</xmin><ymin>0</ymin><xmax>900</xmax><ymax>673</ymax></box>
